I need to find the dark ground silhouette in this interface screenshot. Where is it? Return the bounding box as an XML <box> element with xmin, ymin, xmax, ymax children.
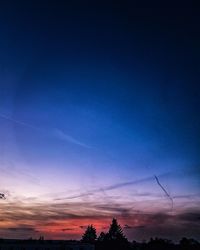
<box><xmin>81</xmin><ymin>218</ymin><xmax>200</xmax><ymax>250</ymax></box>
<box><xmin>0</xmin><ymin>218</ymin><xmax>199</xmax><ymax>250</ymax></box>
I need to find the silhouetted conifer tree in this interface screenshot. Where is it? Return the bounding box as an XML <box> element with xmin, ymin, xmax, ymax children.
<box><xmin>179</xmin><ymin>237</ymin><xmax>200</xmax><ymax>250</ymax></box>
<box><xmin>107</xmin><ymin>218</ymin><xmax>127</xmax><ymax>242</ymax></box>
<box><xmin>98</xmin><ymin>232</ymin><xmax>106</xmax><ymax>242</ymax></box>
<box><xmin>81</xmin><ymin>225</ymin><xmax>97</xmax><ymax>243</ymax></box>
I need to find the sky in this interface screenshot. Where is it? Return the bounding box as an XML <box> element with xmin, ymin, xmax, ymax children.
<box><xmin>0</xmin><ymin>1</ymin><xmax>200</xmax><ymax>241</ymax></box>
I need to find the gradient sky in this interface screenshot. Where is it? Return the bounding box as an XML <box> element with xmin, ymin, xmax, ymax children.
<box><xmin>0</xmin><ymin>1</ymin><xmax>200</xmax><ymax>241</ymax></box>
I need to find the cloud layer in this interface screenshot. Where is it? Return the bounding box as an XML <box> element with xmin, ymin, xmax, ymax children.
<box><xmin>0</xmin><ymin>198</ymin><xmax>200</xmax><ymax>241</ymax></box>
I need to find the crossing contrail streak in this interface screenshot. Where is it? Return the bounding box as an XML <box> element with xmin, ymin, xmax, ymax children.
<box><xmin>154</xmin><ymin>175</ymin><xmax>174</xmax><ymax>211</ymax></box>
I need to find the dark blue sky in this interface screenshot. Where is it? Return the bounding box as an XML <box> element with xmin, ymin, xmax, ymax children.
<box><xmin>0</xmin><ymin>1</ymin><xmax>200</xmax><ymax>240</ymax></box>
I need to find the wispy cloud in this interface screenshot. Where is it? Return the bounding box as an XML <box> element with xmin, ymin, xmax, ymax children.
<box><xmin>0</xmin><ymin>199</ymin><xmax>199</xmax><ymax>240</ymax></box>
<box><xmin>53</xmin><ymin>128</ymin><xmax>91</xmax><ymax>148</ymax></box>
<box><xmin>173</xmin><ymin>193</ymin><xmax>200</xmax><ymax>199</ymax></box>
<box><xmin>0</xmin><ymin>159</ymin><xmax>40</xmax><ymax>185</ymax></box>
<box><xmin>62</xmin><ymin>228</ymin><xmax>74</xmax><ymax>231</ymax></box>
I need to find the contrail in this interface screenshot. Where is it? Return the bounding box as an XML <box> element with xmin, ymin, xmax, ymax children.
<box><xmin>55</xmin><ymin>175</ymin><xmax>161</xmax><ymax>201</ymax></box>
<box><xmin>0</xmin><ymin>113</ymin><xmax>38</xmax><ymax>130</ymax></box>
<box><xmin>0</xmin><ymin>113</ymin><xmax>90</xmax><ymax>148</ymax></box>
<box><xmin>154</xmin><ymin>175</ymin><xmax>174</xmax><ymax>211</ymax></box>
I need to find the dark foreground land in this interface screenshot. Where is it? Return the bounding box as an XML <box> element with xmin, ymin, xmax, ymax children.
<box><xmin>0</xmin><ymin>237</ymin><xmax>200</xmax><ymax>250</ymax></box>
<box><xmin>95</xmin><ymin>238</ymin><xmax>200</xmax><ymax>250</ymax></box>
<box><xmin>0</xmin><ymin>239</ymin><xmax>94</xmax><ymax>250</ymax></box>
<box><xmin>82</xmin><ymin>219</ymin><xmax>200</xmax><ymax>250</ymax></box>
<box><xmin>1</xmin><ymin>219</ymin><xmax>199</xmax><ymax>250</ymax></box>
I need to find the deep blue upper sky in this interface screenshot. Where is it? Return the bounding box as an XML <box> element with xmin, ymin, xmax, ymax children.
<box><xmin>0</xmin><ymin>1</ymin><xmax>200</xmax><ymax>240</ymax></box>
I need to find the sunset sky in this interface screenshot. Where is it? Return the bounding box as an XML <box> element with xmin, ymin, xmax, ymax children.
<box><xmin>0</xmin><ymin>1</ymin><xmax>200</xmax><ymax>241</ymax></box>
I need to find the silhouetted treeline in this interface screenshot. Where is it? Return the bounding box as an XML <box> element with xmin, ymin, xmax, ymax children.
<box><xmin>132</xmin><ymin>237</ymin><xmax>200</xmax><ymax>250</ymax></box>
<box><xmin>81</xmin><ymin>218</ymin><xmax>200</xmax><ymax>250</ymax></box>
